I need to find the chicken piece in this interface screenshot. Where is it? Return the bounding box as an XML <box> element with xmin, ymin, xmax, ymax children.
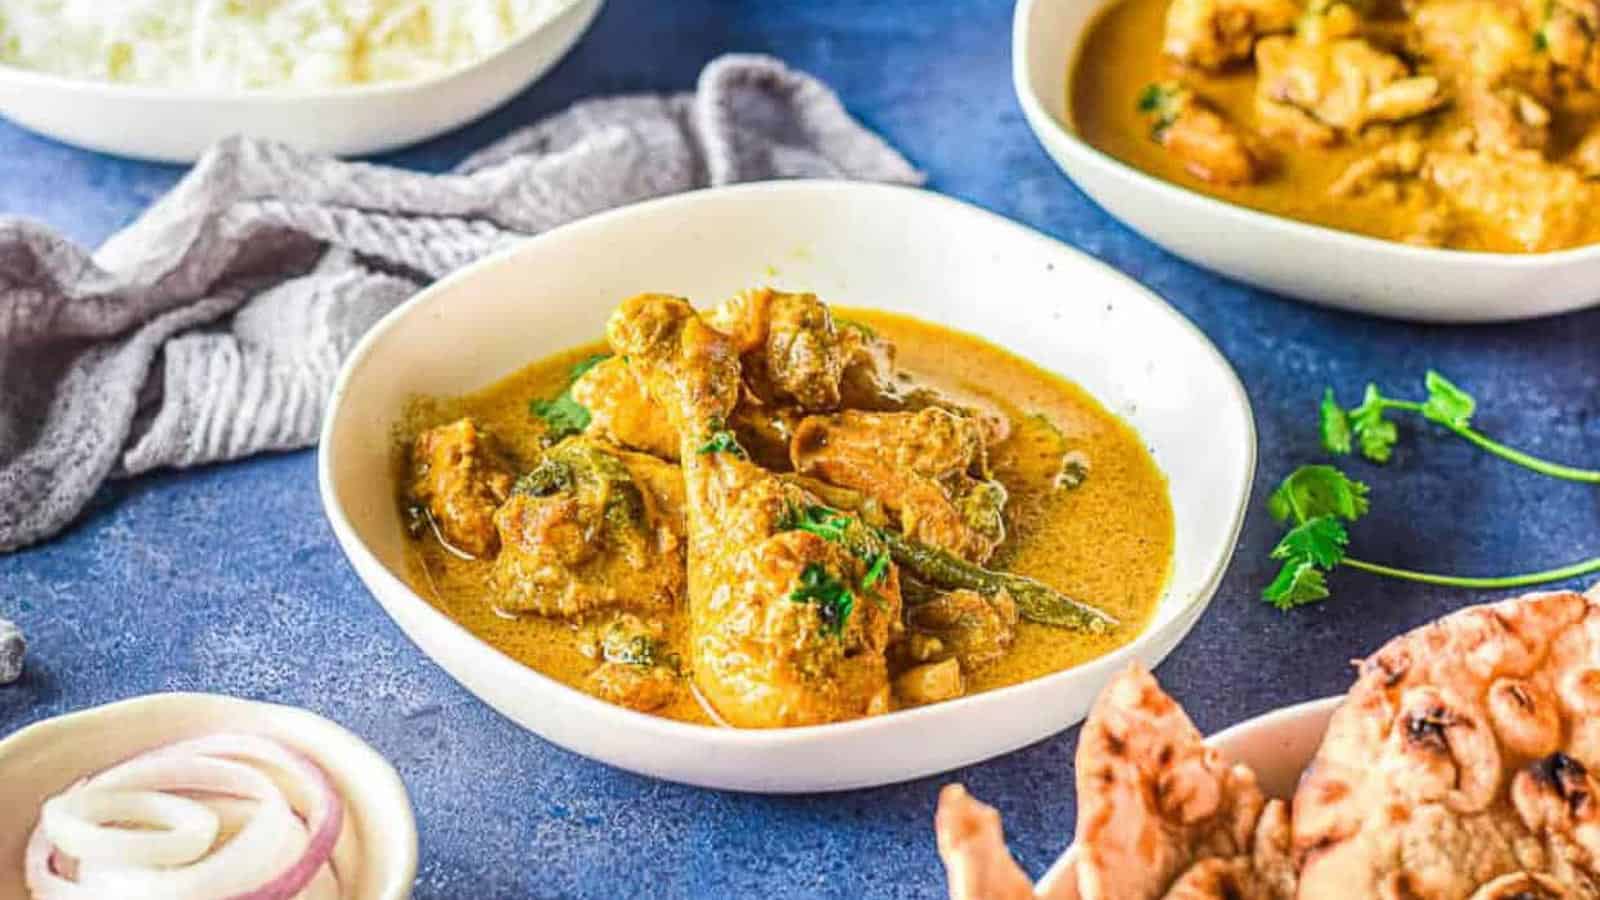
<box><xmin>1412</xmin><ymin>0</ymin><xmax>1539</xmax><ymax>87</ymax></box>
<box><xmin>1532</xmin><ymin>0</ymin><xmax>1600</xmax><ymax>88</ymax></box>
<box><xmin>607</xmin><ymin>293</ymin><xmax>901</xmax><ymax>728</ymax></box>
<box><xmin>582</xmin><ymin>614</ymin><xmax>680</xmax><ymax>713</ymax></box>
<box><xmin>1328</xmin><ymin>137</ymin><xmax>1428</xmax><ymax>196</ymax></box>
<box><xmin>1255</xmin><ymin>35</ymin><xmax>1448</xmax><ymax>144</ymax></box>
<box><xmin>575</xmin><ymin>355</ymin><xmax>801</xmax><ymax>467</ymax></box>
<box><xmin>1139</xmin><ymin>83</ymin><xmax>1271</xmax><ymax>185</ymax></box>
<box><xmin>408</xmin><ymin>418</ymin><xmax>514</xmax><ymax>558</ymax></box>
<box><xmin>905</xmin><ymin>588</ymin><xmax>1019</xmax><ymax>671</ymax></box>
<box><xmin>1465</xmin><ymin>83</ymin><xmax>1552</xmax><ymax>155</ymax></box>
<box><xmin>1424</xmin><ymin>149</ymin><xmax>1595</xmax><ymax>250</ymax></box>
<box><xmin>573</xmin><ymin>357</ymin><xmax>678</xmax><ymax>460</ymax></box>
<box><xmin>1163</xmin><ymin>0</ymin><xmax>1300</xmax><ymax>69</ymax></box>
<box><xmin>491</xmin><ymin>437</ymin><xmax>686</xmax><ymax>618</ymax></box>
<box><xmin>706</xmin><ymin>288</ymin><xmax>856</xmax><ymax>411</ymax></box>
<box><xmin>1571</xmin><ymin>122</ymin><xmax>1600</xmax><ymax>176</ymax></box>
<box><xmin>895</xmin><ymin>658</ymin><xmax>966</xmax><ymax>707</ymax></box>
<box><xmin>791</xmin><ymin>408</ymin><xmax>1008</xmax><ymax>564</ymax></box>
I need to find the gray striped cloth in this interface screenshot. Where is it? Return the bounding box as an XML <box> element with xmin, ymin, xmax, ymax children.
<box><xmin>0</xmin><ymin>54</ymin><xmax>921</xmax><ymax>552</ymax></box>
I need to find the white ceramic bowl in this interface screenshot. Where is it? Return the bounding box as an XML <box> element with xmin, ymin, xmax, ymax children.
<box><xmin>1012</xmin><ymin>0</ymin><xmax>1600</xmax><ymax>323</ymax></box>
<box><xmin>319</xmin><ymin>180</ymin><xmax>1256</xmax><ymax>793</ymax></box>
<box><xmin>0</xmin><ymin>0</ymin><xmax>603</xmax><ymax>163</ymax></box>
<box><xmin>0</xmin><ymin>693</ymin><xmax>417</xmax><ymax>899</ymax></box>
<box><xmin>1035</xmin><ymin>695</ymin><xmax>1342</xmax><ymax>897</ymax></box>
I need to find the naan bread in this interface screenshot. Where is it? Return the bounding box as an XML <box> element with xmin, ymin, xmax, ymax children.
<box><xmin>1294</xmin><ymin>590</ymin><xmax>1600</xmax><ymax>899</ymax></box>
<box><xmin>935</xmin><ymin>784</ymin><xmax>1039</xmax><ymax>900</ymax></box>
<box><xmin>1072</xmin><ymin>665</ymin><xmax>1296</xmax><ymax>900</ymax></box>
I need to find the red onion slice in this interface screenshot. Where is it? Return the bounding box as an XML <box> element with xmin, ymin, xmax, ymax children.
<box><xmin>24</xmin><ymin>733</ymin><xmax>352</xmax><ymax>900</ymax></box>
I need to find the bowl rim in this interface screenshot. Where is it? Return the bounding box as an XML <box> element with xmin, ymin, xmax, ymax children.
<box><xmin>0</xmin><ymin>691</ymin><xmax>418</xmax><ymax>900</ymax></box>
<box><xmin>317</xmin><ymin>178</ymin><xmax>1257</xmax><ymax>747</ymax></box>
<box><xmin>1009</xmin><ymin>0</ymin><xmax>1600</xmax><ymax>267</ymax></box>
<box><xmin>0</xmin><ymin>0</ymin><xmax>599</xmax><ymax>104</ymax></box>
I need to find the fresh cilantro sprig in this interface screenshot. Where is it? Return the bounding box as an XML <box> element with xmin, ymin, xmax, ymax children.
<box><xmin>1264</xmin><ymin>465</ymin><xmax>1600</xmax><ymax>609</ymax></box>
<box><xmin>1265</xmin><ymin>372</ymin><xmax>1600</xmax><ymax>609</ymax></box>
<box><xmin>1263</xmin><ymin>466</ymin><xmax>1366</xmax><ymax>608</ymax></box>
<box><xmin>530</xmin><ymin>353</ymin><xmax>611</xmax><ymax>443</ymax></box>
<box><xmin>1320</xmin><ymin>371</ymin><xmax>1600</xmax><ymax>482</ymax></box>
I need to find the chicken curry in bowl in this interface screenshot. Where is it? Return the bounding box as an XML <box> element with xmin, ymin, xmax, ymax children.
<box><xmin>396</xmin><ymin>290</ymin><xmax>1173</xmax><ymax>728</ymax></box>
<box><xmin>1073</xmin><ymin>0</ymin><xmax>1600</xmax><ymax>252</ymax></box>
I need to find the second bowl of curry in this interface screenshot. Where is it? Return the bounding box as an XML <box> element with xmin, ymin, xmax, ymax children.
<box><xmin>1014</xmin><ymin>0</ymin><xmax>1600</xmax><ymax>322</ymax></box>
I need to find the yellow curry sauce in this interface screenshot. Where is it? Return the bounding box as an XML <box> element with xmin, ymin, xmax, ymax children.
<box><xmin>1071</xmin><ymin>0</ymin><xmax>1600</xmax><ymax>252</ymax></box>
<box><xmin>399</xmin><ymin>310</ymin><xmax>1173</xmax><ymax>725</ymax></box>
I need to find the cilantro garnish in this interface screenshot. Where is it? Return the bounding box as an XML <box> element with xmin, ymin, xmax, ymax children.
<box><xmin>1265</xmin><ymin>372</ymin><xmax>1600</xmax><ymax>610</ymax></box>
<box><xmin>1320</xmin><ymin>371</ymin><xmax>1598</xmax><ymax>481</ymax></box>
<box><xmin>695</xmin><ymin>428</ymin><xmax>746</xmax><ymax>458</ymax></box>
<box><xmin>1137</xmin><ymin>82</ymin><xmax>1183</xmax><ymax>140</ymax></box>
<box><xmin>530</xmin><ymin>353</ymin><xmax>611</xmax><ymax>443</ymax></box>
<box><xmin>788</xmin><ymin>563</ymin><xmax>855</xmax><ymax>636</ymax></box>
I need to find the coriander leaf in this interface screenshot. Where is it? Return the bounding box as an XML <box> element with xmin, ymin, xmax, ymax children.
<box><xmin>1269</xmin><ymin>515</ymin><xmax>1348</xmax><ymax>568</ymax></box>
<box><xmin>696</xmin><ymin>429</ymin><xmax>746</xmax><ymax>457</ymax></box>
<box><xmin>788</xmin><ymin>563</ymin><xmax>855</xmax><ymax>636</ymax></box>
<box><xmin>529</xmin><ymin>352</ymin><xmax>611</xmax><ymax>442</ymax></box>
<box><xmin>530</xmin><ymin>394</ymin><xmax>590</xmax><ymax>440</ymax></box>
<box><xmin>1349</xmin><ymin>384</ymin><xmax>1399</xmax><ymax>463</ymax></box>
<box><xmin>1267</xmin><ymin>465</ymin><xmax>1370</xmax><ymax>524</ymax></box>
<box><xmin>1320</xmin><ymin>388</ymin><xmax>1352</xmax><ymax>455</ymax></box>
<box><xmin>1263</xmin><ymin>559</ymin><xmax>1330</xmax><ymax>609</ymax></box>
<box><xmin>781</xmin><ymin>504</ymin><xmax>854</xmax><ymax>543</ymax></box>
<box><xmin>1421</xmin><ymin>370</ymin><xmax>1475</xmax><ymax>430</ymax></box>
<box><xmin>569</xmin><ymin>353</ymin><xmax>610</xmax><ymax>380</ymax></box>
<box><xmin>1137</xmin><ymin>82</ymin><xmax>1183</xmax><ymax>139</ymax></box>
<box><xmin>862</xmin><ymin>551</ymin><xmax>891</xmax><ymax>591</ymax></box>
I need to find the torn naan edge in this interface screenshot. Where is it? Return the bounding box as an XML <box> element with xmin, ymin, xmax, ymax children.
<box><xmin>935</xmin><ymin>665</ymin><xmax>1295</xmax><ymax>900</ymax></box>
<box><xmin>1072</xmin><ymin>665</ymin><xmax>1296</xmax><ymax>900</ymax></box>
<box><xmin>1294</xmin><ymin>590</ymin><xmax>1600</xmax><ymax>899</ymax></box>
<box><xmin>936</xmin><ymin>784</ymin><xmax>1039</xmax><ymax>900</ymax></box>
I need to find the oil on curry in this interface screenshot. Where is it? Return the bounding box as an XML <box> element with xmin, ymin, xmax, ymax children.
<box><xmin>1073</xmin><ymin>0</ymin><xmax>1600</xmax><ymax>252</ymax></box>
<box><xmin>396</xmin><ymin>290</ymin><xmax>1173</xmax><ymax>728</ymax></box>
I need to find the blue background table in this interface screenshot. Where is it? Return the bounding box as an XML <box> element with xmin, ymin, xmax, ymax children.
<box><xmin>2</xmin><ymin>2</ymin><xmax>1597</xmax><ymax>896</ymax></box>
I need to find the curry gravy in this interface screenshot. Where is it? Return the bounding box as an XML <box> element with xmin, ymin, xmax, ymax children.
<box><xmin>399</xmin><ymin>310</ymin><xmax>1174</xmax><ymax>725</ymax></box>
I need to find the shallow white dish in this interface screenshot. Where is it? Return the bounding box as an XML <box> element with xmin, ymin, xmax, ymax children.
<box><xmin>318</xmin><ymin>180</ymin><xmax>1256</xmax><ymax>793</ymax></box>
<box><xmin>1035</xmin><ymin>695</ymin><xmax>1342</xmax><ymax>897</ymax></box>
<box><xmin>0</xmin><ymin>0</ymin><xmax>602</xmax><ymax>163</ymax></box>
<box><xmin>0</xmin><ymin>693</ymin><xmax>417</xmax><ymax>899</ymax></box>
<box><xmin>1012</xmin><ymin>0</ymin><xmax>1600</xmax><ymax>323</ymax></box>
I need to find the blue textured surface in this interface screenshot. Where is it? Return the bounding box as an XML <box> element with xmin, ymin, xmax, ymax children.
<box><xmin>2</xmin><ymin>1</ymin><xmax>1598</xmax><ymax>897</ymax></box>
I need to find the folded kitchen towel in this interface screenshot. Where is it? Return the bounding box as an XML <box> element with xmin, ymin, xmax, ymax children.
<box><xmin>0</xmin><ymin>54</ymin><xmax>922</xmax><ymax>553</ymax></box>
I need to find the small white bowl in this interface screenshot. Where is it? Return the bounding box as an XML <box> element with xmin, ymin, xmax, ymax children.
<box><xmin>0</xmin><ymin>693</ymin><xmax>417</xmax><ymax>900</ymax></box>
<box><xmin>1012</xmin><ymin>0</ymin><xmax>1600</xmax><ymax>323</ymax></box>
<box><xmin>319</xmin><ymin>180</ymin><xmax>1256</xmax><ymax>792</ymax></box>
<box><xmin>1035</xmin><ymin>695</ymin><xmax>1342</xmax><ymax>898</ymax></box>
<box><xmin>0</xmin><ymin>0</ymin><xmax>603</xmax><ymax>163</ymax></box>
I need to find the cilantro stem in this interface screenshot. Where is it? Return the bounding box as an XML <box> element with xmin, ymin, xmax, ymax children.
<box><xmin>1446</xmin><ymin>428</ymin><xmax>1600</xmax><ymax>483</ymax></box>
<box><xmin>1368</xmin><ymin>397</ymin><xmax>1600</xmax><ymax>483</ymax></box>
<box><xmin>1344</xmin><ymin>556</ymin><xmax>1600</xmax><ymax>589</ymax></box>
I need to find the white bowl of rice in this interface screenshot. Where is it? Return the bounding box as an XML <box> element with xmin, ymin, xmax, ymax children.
<box><xmin>0</xmin><ymin>0</ymin><xmax>605</xmax><ymax>162</ymax></box>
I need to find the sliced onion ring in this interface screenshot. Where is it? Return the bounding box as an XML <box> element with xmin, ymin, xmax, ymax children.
<box><xmin>24</xmin><ymin>733</ymin><xmax>353</xmax><ymax>900</ymax></box>
<box><xmin>41</xmin><ymin>789</ymin><xmax>220</xmax><ymax>867</ymax></box>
